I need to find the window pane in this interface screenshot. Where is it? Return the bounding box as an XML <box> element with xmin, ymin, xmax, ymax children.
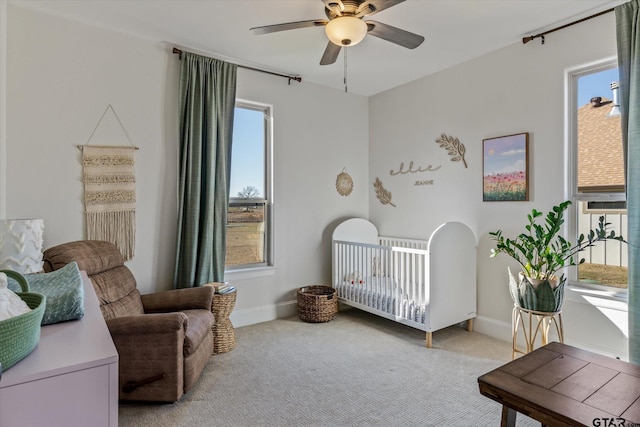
<box><xmin>574</xmin><ymin>67</ymin><xmax>627</xmax><ymax>289</ymax></box>
<box><xmin>230</xmin><ymin>107</ymin><xmax>265</xmax><ymax>198</ymax></box>
<box><xmin>226</xmin><ymin>104</ymin><xmax>270</xmax><ymax>269</ymax></box>
<box><xmin>577</xmin><ymin>69</ymin><xmax>624</xmax><ymax>193</ymax></box>
<box><xmin>226</xmin><ymin>201</ymin><xmax>265</xmax><ymax>266</ymax></box>
<box><xmin>576</xmin><ymin>201</ymin><xmax>627</xmax><ymax>288</ymax></box>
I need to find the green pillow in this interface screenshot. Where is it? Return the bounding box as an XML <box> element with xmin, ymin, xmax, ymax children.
<box><xmin>8</xmin><ymin>262</ymin><xmax>84</xmax><ymax>325</ymax></box>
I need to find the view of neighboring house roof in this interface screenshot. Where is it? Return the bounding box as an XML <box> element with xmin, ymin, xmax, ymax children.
<box><xmin>577</xmin><ymin>96</ymin><xmax>624</xmax><ymax>192</ymax></box>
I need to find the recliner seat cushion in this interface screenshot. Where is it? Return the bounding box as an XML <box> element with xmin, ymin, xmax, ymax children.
<box><xmin>181</xmin><ymin>309</ymin><xmax>214</xmax><ymax>356</ymax></box>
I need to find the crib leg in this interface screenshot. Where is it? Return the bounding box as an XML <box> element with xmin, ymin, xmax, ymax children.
<box><xmin>467</xmin><ymin>318</ymin><xmax>474</xmax><ymax>333</ymax></box>
<box><xmin>425</xmin><ymin>332</ymin><xmax>432</xmax><ymax>348</ymax></box>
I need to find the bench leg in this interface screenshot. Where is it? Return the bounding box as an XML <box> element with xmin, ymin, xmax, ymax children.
<box><xmin>501</xmin><ymin>405</ymin><xmax>516</xmax><ymax>427</ymax></box>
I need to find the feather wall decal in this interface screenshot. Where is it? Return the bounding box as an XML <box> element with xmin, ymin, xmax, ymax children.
<box><xmin>435</xmin><ymin>134</ymin><xmax>467</xmax><ymax>168</ymax></box>
<box><xmin>374</xmin><ymin>177</ymin><xmax>396</xmax><ymax>207</ymax></box>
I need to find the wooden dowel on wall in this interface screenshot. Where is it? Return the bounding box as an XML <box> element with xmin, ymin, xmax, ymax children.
<box><xmin>77</xmin><ymin>145</ymin><xmax>139</xmax><ymax>150</ymax></box>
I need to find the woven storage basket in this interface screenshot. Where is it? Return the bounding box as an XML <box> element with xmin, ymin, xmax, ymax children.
<box><xmin>212</xmin><ymin>291</ymin><xmax>237</xmax><ymax>354</ymax></box>
<box><xmin>0</xmin><ymin>270</ymin><xmax>46</xmax><ymax>371</ymax></box>
<box><xmin>297</xmin><ymin>285</ymin><xmax>338</xmax><ymax>323</ymax></box>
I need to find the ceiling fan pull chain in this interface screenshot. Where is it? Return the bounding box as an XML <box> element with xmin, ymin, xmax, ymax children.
<box><xmin>344</xmin><ymin>47</ymin><xmax>348</xmax><ymax>93</ymax></box>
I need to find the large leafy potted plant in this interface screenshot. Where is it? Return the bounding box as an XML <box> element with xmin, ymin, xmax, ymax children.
<box><xmin>489</xmin><ymin>200</ymin><xmax>626</xmax><ymax>312</ymax></box>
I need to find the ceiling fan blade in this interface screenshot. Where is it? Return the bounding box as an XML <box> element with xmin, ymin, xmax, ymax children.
<box><xmin>250</xmin><ymin>19</ymin><xmax>327</xmax><ymax>35</ymax></box>
<box><xmin>366</xmin><ymin>21</ymin><xmax>424</xmax><ymax>49</ymax></box>
<box><xmin>355</xmin><ymin>0</ymin><xmax>406</xmax><ymax>18</ymax></box>
<box><xmin>320</xmin><ymin>42</ymin><xmax>341</xmax><ymax>65</ymax></box>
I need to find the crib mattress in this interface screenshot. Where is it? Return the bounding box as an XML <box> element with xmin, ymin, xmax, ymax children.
<box><xmin>336</xmin><ymin>279</ymin><xmax>427</xmax><ymax>324</ymax></box>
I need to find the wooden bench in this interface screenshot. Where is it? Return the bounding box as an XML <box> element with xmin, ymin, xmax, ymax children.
<box><xmin>478</xmin><ymin>342</ymin><xmax>640</xmax><ymax>426</ymax></box>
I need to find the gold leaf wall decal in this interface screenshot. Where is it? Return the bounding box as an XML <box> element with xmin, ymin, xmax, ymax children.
<box><xmin>374</xmin><ymin>177</ymin><xmax>397</xmax><ymax>207</ymax></box>
<box><xmin>435</xmin><ymin>134</ymin><xmax>467</xmax><ymax>168</ymax></box>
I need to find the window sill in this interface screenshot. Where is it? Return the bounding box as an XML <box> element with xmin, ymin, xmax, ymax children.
<box><xmin>225</xmin><ymin>265</ymin><xmax>275</xmax><ymax>281</ymax></box>
<box><xmin>565</xmin><ymin>283</ymin><xmax>628</xmax><ymax>311</ymax></box>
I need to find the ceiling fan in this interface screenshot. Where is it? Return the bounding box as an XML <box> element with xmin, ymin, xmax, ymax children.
<box><xmin>250</xmin><ymin>0</ymin><xmax>424</xmax><ymax>66</ymax></box>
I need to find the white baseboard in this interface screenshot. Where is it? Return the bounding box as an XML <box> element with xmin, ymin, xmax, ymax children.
<box><xmin>472</xmin><ymin>315</ymin><xmax>628</xmax><ymax>361</ymax></box>
<box><xmin>229</xmin><ymin>300</ymin><xmax>298</xmax><ymax>328</ymax></box>
<box><xmin>473</xmin><ymin>315</ymin><xmax>512</xmax><ymax>343</ymax></box>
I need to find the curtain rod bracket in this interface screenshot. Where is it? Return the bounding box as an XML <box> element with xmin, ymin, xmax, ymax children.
<box><xmin>522</xmin><ymin>34</ymin><xmax>545</xmax><ymax>44</ymax></box>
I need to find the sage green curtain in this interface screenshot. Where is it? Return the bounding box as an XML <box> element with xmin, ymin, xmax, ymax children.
<box><xmin>616</xmin><ymin>0</ymin><xmax>640</xmax><ymax>364</ymax></box>
<box><xmin>174</xmin><ymin>52</ymin><xmax>237</xmax><ymax>288</ymax></box>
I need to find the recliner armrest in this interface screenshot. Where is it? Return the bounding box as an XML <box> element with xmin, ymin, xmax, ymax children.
<box><xmin>141</xmin><ymin>286</ymin><xmax>214</xmax><ymax>313</ymax></box>
<box><xmin>106</xmin><ymin>312</ymin><xmax>188</xmax><ymax>335</ymax></box>
<box><xmin>107</xmin><ymin>312</ymin><xmax>188</xmax><ymax>402</ymax></box>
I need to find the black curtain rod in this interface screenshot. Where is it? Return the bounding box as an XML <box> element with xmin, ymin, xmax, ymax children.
<box><xmin>523</xmin><ymin>7</ymin><xmax>614</xmax><ymax>44</ymax></box>
<box><xmin>172</xmin><ymin>48</ymin><xmax>302</xmax><ymax>84</ymax></box>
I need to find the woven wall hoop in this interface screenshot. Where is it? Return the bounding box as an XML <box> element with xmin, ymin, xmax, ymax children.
<box><xmin>336</xmin><ymin>168</ymin><xmax>353</xmax><ymax>196</ymax></box>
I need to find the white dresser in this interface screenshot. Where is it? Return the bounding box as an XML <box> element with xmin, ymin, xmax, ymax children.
<box><xmin>0</xmin><ymin>271</ymin><xmax>118</xmax><ymax>427</ymax></box>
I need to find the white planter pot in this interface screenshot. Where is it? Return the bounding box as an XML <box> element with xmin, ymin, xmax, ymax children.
<box><xmin>518</xmin><ymin>272</ymin><xmax>559</xmax><ymax>289</ymax></box>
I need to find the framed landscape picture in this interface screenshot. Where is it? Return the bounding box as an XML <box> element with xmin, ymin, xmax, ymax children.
<box><xmin>483</xmin><ymin>132</ymin><xmax>529</xmax><ymax>201</ymax></box>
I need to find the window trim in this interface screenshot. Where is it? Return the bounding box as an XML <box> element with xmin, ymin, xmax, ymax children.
<box><xmin>226</xmin><ymin>100</ymin><xmax>274</xmax><ymax>272</ymax></box>
<box><xmin>583</xmin><ymin>200</ymin><xmax>627</xmax><ymax>215</ymax></box>
<box><xmin>578</xmin><ymin>185</ymin><xmax>625</xmax><ymax>193</ymax></box>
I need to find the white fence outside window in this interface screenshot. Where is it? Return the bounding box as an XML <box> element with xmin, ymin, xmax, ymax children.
<box><xmin>577</xmin><ymin>202</ymin><xmax>627</xmax><ymax>267</ymax></box>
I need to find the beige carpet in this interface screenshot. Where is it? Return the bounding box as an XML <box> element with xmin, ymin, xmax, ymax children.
<box><xmin>120</xmin><ymin>308</ymin><xmax>538</xmax><ymax>426</ymax></box>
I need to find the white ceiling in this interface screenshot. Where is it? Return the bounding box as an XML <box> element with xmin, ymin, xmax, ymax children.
<box><xmin>12</xmin><ymin>0</ymin><xmax>626</xmax><ymax>96</ymax></box>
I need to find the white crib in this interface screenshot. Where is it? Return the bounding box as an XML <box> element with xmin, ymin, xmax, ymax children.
<box><xmin>332</xmin><ymin>218</ymin><xmax>477</xmax><ymax>347</ymax></box>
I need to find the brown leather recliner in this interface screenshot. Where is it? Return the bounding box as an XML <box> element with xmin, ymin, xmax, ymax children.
<box><xmin>43</xmin><ymin>240</ymin><xmax>215</xmax><ymax>402</ymax></box>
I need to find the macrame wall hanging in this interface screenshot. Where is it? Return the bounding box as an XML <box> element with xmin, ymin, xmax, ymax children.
<box><xmin>78</xmin><ymin>105</ymin><xmax>138</xmax><ymax>260</ymax></box>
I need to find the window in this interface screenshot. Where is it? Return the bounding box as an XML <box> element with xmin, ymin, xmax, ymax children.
<box><xmin>568</xmin><ymin>60</ymin><xmax>627</xmax><ymax>289</ymax></box>
<box><xmin>226</xmin><ymin>102</ymin><xmax>272</xmax><ymax>269</ymax></box>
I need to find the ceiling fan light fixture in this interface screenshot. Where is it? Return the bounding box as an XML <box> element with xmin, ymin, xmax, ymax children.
<box><xmin>325</xmin><ymin>16</ymin><xmax>367</xmax><ymax>47</ymax></box>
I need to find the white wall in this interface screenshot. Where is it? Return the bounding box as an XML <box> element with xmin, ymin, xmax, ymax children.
<box><xmin>7</xmin><ymin>4</ymin><xmax>179</xmax><ymax>296</ymax></box>
<box><xmin>5</xmin><ymin>5</ymin><xmax>369</xmax><ymax>325</ymax></box>
<box><xmin>369</xmin><ymin>12</ymin><xmax>628</xmax><ymax>358</ymax></box>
